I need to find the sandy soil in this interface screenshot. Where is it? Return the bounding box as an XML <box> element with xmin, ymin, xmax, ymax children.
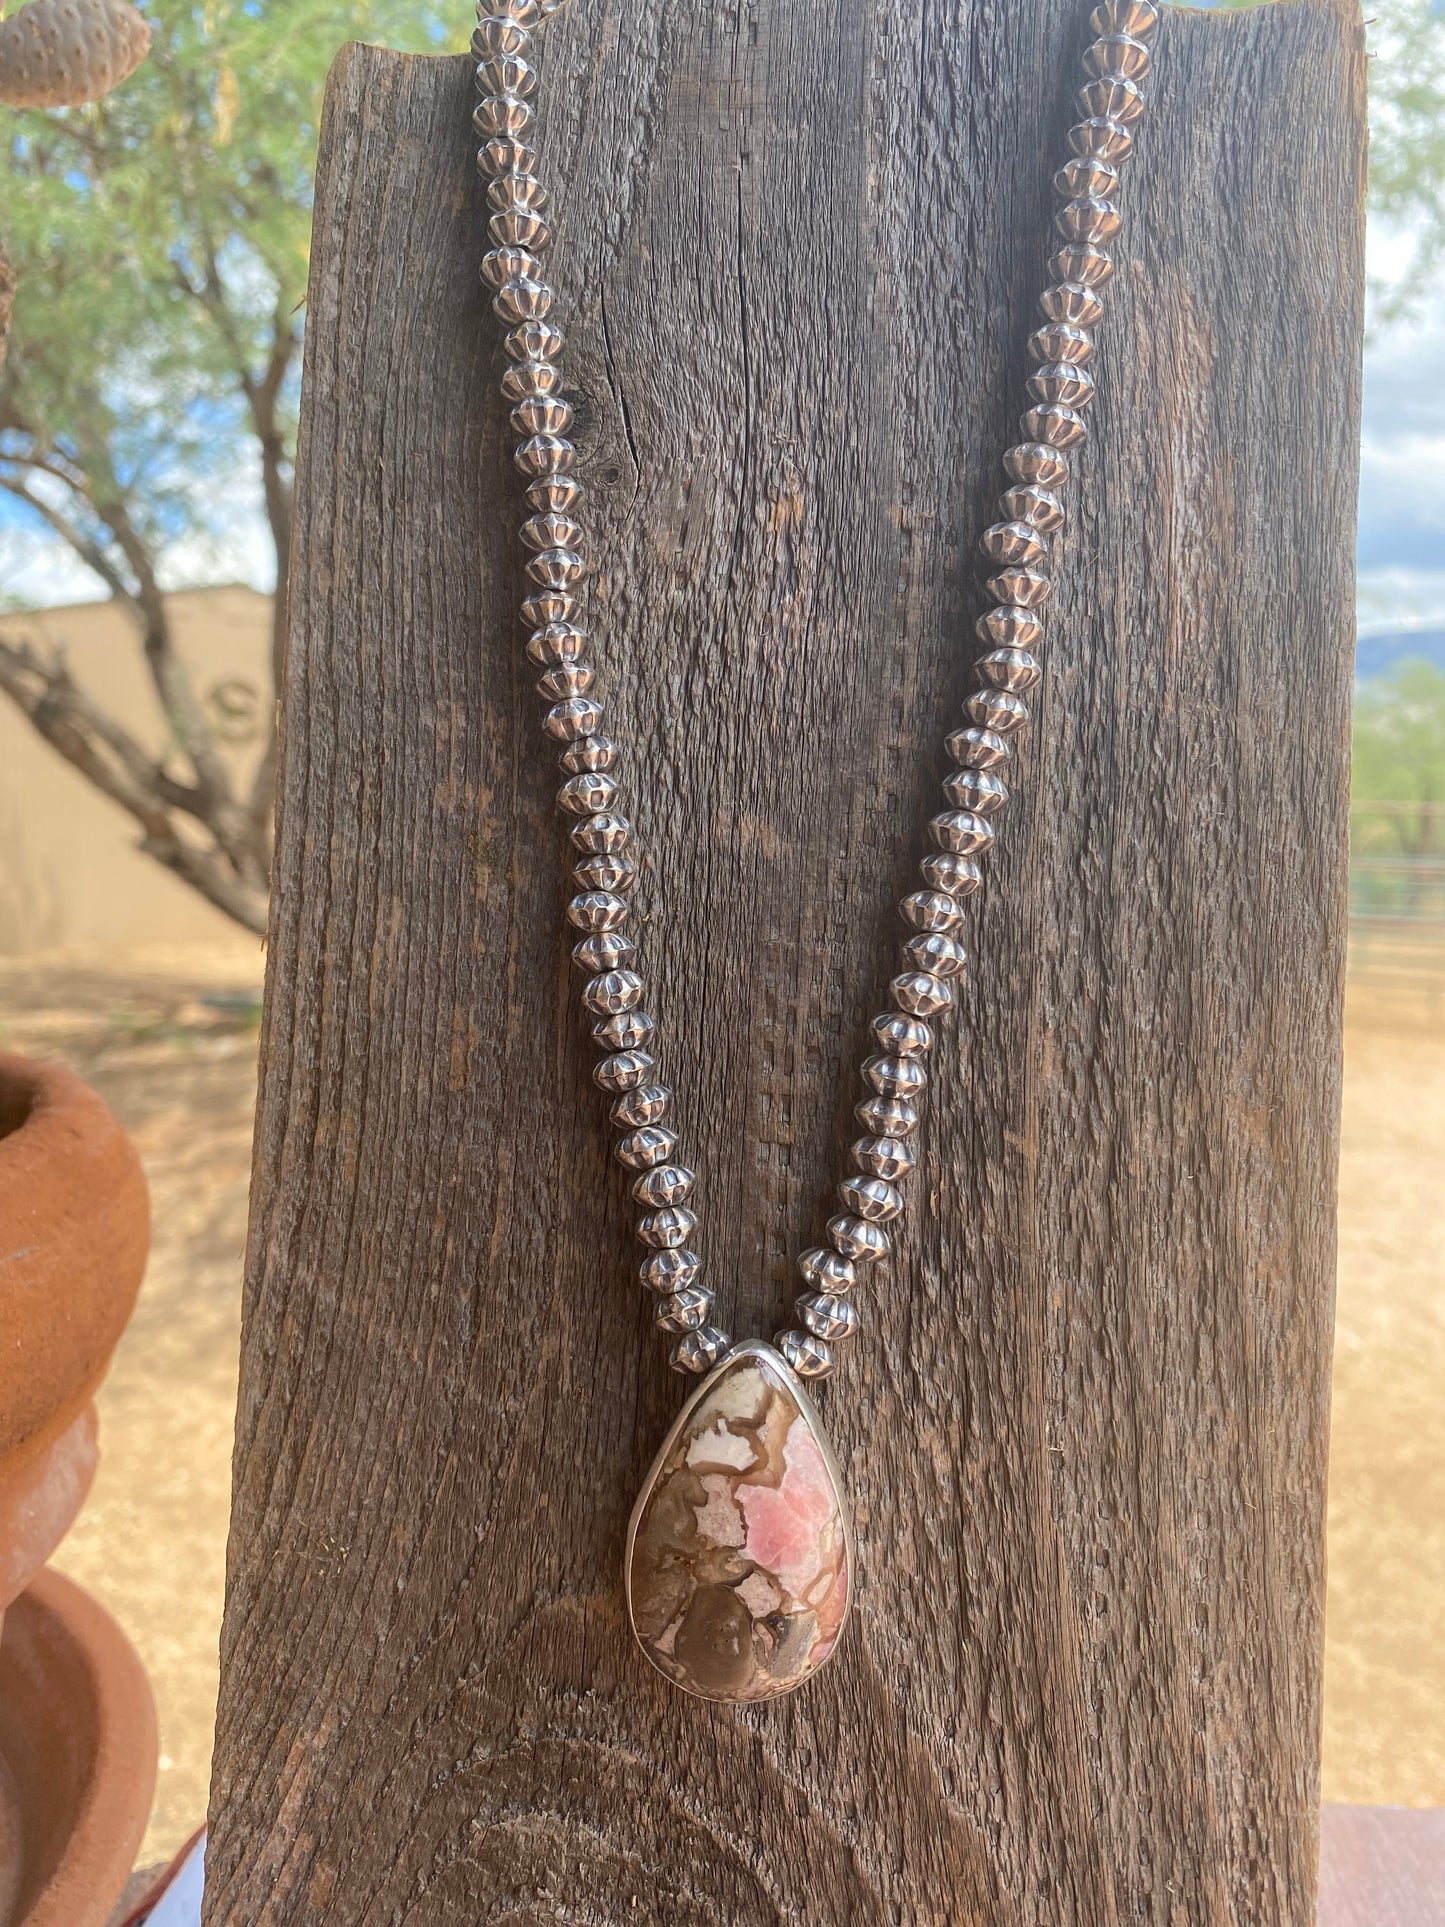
<box><xmin>0</xmin><ymin>953</ymin><xmax>1439</xmax><ymax>1861</ymax></box>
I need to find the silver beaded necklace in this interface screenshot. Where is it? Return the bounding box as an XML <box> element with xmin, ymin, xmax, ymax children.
<box><xmin>470</xmin><ymin>0</ymin><xmax>1158</xmax><ymax>1703</ymax></box>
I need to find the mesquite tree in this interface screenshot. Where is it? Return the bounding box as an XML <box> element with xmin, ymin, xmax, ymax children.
<box><xmin>0</xmin><ymin>0</ymin><xmax>445</xmax><ymax>932</ymax></box>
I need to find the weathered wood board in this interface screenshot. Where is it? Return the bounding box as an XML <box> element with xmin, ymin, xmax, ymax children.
<box><xmin>206</xmin><ymin>4</ymin><xmax>1365</xmax><ymax>1920</ymax></box>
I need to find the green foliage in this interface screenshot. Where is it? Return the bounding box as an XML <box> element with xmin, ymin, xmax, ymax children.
<box><xmin>1352</xmin><ymin>661</ymin><xmax>1445</xmax><ymax>856</ymax></box>
<box><xmin>1</xmin><ymin>0</ymin><xmax>451</xmax><ymax>582</ymax></box>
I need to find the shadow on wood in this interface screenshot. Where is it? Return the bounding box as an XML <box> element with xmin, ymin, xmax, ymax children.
<box><xmin>206</xmin><ymin>3</ymin><xmax>1365</xmax><ymax>1920</ymax></box>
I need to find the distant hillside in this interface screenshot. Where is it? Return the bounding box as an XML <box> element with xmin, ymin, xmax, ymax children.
<box><xmin>1356</xmin><ymin>630</ymin><xmax>1445</xmax><ymax>681</ymax></box>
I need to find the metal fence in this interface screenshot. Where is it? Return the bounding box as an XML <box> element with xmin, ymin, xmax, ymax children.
<box><xmin>1348</xmin><ymin>802</ymin><xmax>1445</xmax><ymax>1011</ymax></box>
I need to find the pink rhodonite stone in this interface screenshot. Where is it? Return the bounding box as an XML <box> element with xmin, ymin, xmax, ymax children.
<box><xmin>626</xmin><ymin>1345</ymin><xmax>850</xmax><ymax>1701</ymax></box>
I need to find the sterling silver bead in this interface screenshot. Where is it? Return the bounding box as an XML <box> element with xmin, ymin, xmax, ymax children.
<box><xmin>482</xmin><ymin>243</ymin><xmax>543</xmax><ymax>289</ymax></box>
<box><xmin>616</xmin><ymin>1125</ymin><xmax>677</xmax><ymax>1168</ymax></box>
<box><xmin>978</xmin><ymin>648</ymin><xmax>1043</xmax><ymax>692</ymax></box>
<box><xmin>930</xmin><ymin>809</ymin><xmax>995</xmax><ymax>855</ymax></box>
<box><xmin>1028</xmin><ymin>363</ymin><xmax>1096</xmax><ymax>410</ymax></box>
<box><xmin>633</xmin><ymin>1163</ymin><xmax>696</xmax><ymax>1207</ymax></box>
<box><xmin>567</xmin><ymin>889</ymin><xmax>628</xmax><ymax>932</ymax></box>
<box><xmin>637</xmin><ymin>1205</ymin><xmax>698</xmax><ymax>1249</ymax></box>
<box><xmin>862</xmin><ymin>1054</ymin><xmax>928</xmax><ymax>1098</ymax></box>
<box><xmin>774</xmin><ymin>1329</ymin><xmax>834</xmax><ymax>1378</ymax></box>
<box><xmin>673</xmin><ymin>1326</ymin><xmax>731</xmax><ymax>1375</ymax></box>
<box><xmin>514</xmin><ymin>433</ymin><xmax>575</xmax><ymax>475</ymax></box>
<box><xmin>573</xmin><ymin>849</ymin><xmax>634</xmax><ymax>892</ymax></box>
<box><xmin>1053</xmin><ymin>157</ymin><xmax>1119</xmax><ymax>202</ymax></box>
<box><xmin>798</xmin><ymin>1246</ymin><xmax>858</xmax><ymax>1293</ymax></box>
<box><xmin>1038</xmin><ymin>280</ymin><xmax>1105</xmax><ymax>328</ymax></box>
<box><xmin>1055</xmin><ymin>197</ymin><xmax>1123</xmax><ymax>245</ymax></box>
<box><xmin>1078</xmin><ymin>76</ymin><xmax>1147</xmax><ymax>124</ymax></box>
<box><xmin>595</xmin><ymin>1049</ymin><xmax>656</xmax><ymax>1093</ymax></box>
<box><xmin>521</xmin><ymin>510</ymin><xmax>582</xmax><ymax>549</ymax></box>
<box><xmin>487</xmin><ymin>169</ymin><xmax>548</xmax><ymax>211</ymax></box>
<box><xmin>572</xmin><ymin>933</ymin><xmax>635</xmax><ymax>973</ymax></box>
<box><xmin>474</xmin><ymin>94</ymin><xmax>534</xmax><ymax>138</ymax></box>
<box><xmin>988</xmin><ymin>566</ymin><xmax>1052</xmax><ymax>609</ymax></box>
<box><xmin>640</xmin><ymin>1246</ymin><xmax>698</xmax><ymax>1291</ymax></box>
<box><xmin>526</xmin><ymin>547</ymin><xmax>587</xmax><ymax>589</ymax></box>
<box><xmin>1028</xmin><ymin>322</ymin><xmax>1095</xmax><ymax>366</ymax></box>
<box><xmin>582</xmin><ymin>969</ymin><xmax>643</xmax><ymax>1015</ymax></box>
<box><xmin>967</xmin><ymin>688</ymin><xmax>1031</xmax><ymax>733</ymax></box>
<box><xmin>613</xmin><ymin>1083</ymin><xmax>671</xmax><ymax>1128</ymax></box>
<box><xmin>526</xmin><ymin>622</ymin><xmax>586</xmax><ymax>666</ymax></box>
<box><xmin>870</xmin><ymin>1010</ymin><xmax>933</xmax><ymax>1055</ymax></box>
<box><xmin>544</xmin><ymin>696</ymin><xmax>603</xmax><ymax>741</ymax></box>
<box><xmin>525</xmin><ymin>473</ymin><xmax>583</xmax><ymax>513</ymax></box>
<box><xmin>904</xmin><ymin>931</ymin><xmax>968</xmax><ymax>979</ymax></box>
<box><xmin>536</xmin><ymin>662</ymin><xmax>593</xmax><ymax>700</ymax></box>
<box><xmin>982</xmin><ymin>520</ymin><xmax>1046</xmax><ymax>566</ymax></box>
<box><xmin>512</xmin><ymin>395</ymin><xmax>574</xmax><ymax>436</ymax></box>
<box><xmin>507</xmin><ymin>319</ymin><xmax>564</xmax><ymax>361</ymax></box>
<box><xmin>891</xmin><ymin>971</ymin><xmax>952</xmax><ymax>1018</ymax></box>
<box><xmin>945</xmin><ymin>726</ymin><xmax>1011</xmax><ymax>771</ymax></box>
<box><xmin>478</xmin><ymin>53</ymin><xmax>538</xmax><ymax>97</ymax></box>
<box><xmin>571</xmin><ymin>811</ymin><xmax>631</xmax><ymax>852</ymax></box>
<box><xmin>901</xmin><ymin>890</ymin><xmax>963</xmax><ymax>931</ymax></box>
<box><xmin>560</xmin><ymin>735</ymin><xmax>618</xmax><ymax>775</ymax></box>
<box><xmin>944</xmin><ymin>767</ymin><xmax>1009</xmax><ymax>814</ymax></box>
<box><xmin>474</xmin><ymin>15</ymin><xmax>532</xmax><ymax>56</ymax></box>
<box><xmin>477</xmin><ymin>136</ymin><xmax>537</xmax><ymax>177</ymax></box>
<box><xmin>798</xmin><ymin>1293</ymin><xmax>860</xmax><ymax>1343</ymax></box>
<box><xmin>1051</xmin><ymin>242</ymin><xmax>1116</xmax><ymax>286</ymax></box>
<box><xmin>851</xmin><ymin>1134</ymin><xmax>916</xmax><ymax>1180</ymax></box>
<box><xmin>1090</xmin><ymin>0</ymin><xmax>1160</xmax><ymax>33</ymax></box>
<box><xmin>840</xmin><ymin>1174</ymin><xmax>903</xmax><ymax>1222</ymax></box>
<box><xmin>655</xmin><ymin>1286</ymin><xmax>714</xmax><ymax>1333</ymax></box>
<box><xmin>557</xmin><ymin>772</ymin><xmax>618</xmax><ymax>815</ymax></box>
<box><xmin>921</xmin><ymin>850</ymin><xmax>985</xmax><ymax>895</ymax></box>
<box><xmin>977</xmin><ymin>604</ymin><xmax>1044</xmax><ymax>649</ymax></box>
<box><xmin>1022</xmin><ymin>403</ymin><xmax>1089</xmax><ymax>449</ymax></box>
<box><xmin>1084</xmin><ymin>33</ymin><xmax>1152</xmax><ymax>81</ymax></box>
<box><xmin>1001</xmin><ymin>484</ymin><xmax>1066</xmax><ymax>531</ymax></box>
<box><xmin>489</xmin><ymin>207</ymin><xmax>550</xmax><ymax>249</ymax></box>
<box><xmin>827</xmin><ymin>1214</ymin><xmax>891</xmax><ymax>1264</ymax></box>
<box><xmin>595</xmin><ymin>1009</ymin><xmax>655</xmax><ymax>1052</ymax></box>
<box><xmin>495</xmin><ymin>278</ymin><xmax>555</xmax><ymax>323</ymax></box>
<box><xmin>1068</xmin><ymin>116</ymin><xmax>1134</xmax><ymax>163</ymax></box>
<box><xmin>486</xmin><ymin>0</ymin><xmax>542</xmax><ymax>23</ymax></box>
<box><xmin>856</xmin><ymin>1094</ymin><xmax>920</xmax><ymax>1136</ymax></box>
<box><xmin>503</xmin><ymin>360</ymin><xmax>566</xmax><ymax>402</ymax></box>
<box><xmin>1004</xmin><ymin>442</ymin><xmax>1070</xmax><ymax>488</ymax></box>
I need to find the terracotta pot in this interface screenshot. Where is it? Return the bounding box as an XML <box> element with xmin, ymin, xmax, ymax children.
<box><xmin>0</xmin><ymin>1054</ymin><xmax>155</xmax><ymax>1927</ymax></box>
<box><xmin>0</xmin><ymin>1571</ymin><xmax>157</xmax><ymax>1927</ymax></box>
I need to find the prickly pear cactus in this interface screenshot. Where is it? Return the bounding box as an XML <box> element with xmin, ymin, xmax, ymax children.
<box><xmin>0</xmin><ymin>0</ymin><xmax>151</xmax><ymax>110</ymax></box>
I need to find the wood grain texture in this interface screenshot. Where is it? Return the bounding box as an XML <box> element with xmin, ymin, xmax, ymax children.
<box><xmin>206</xmin><ymin>5</ymin><xmax>1365</xmax><ymax>1921</ymax></box>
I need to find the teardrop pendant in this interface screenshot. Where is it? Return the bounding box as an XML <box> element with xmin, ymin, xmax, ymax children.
<box><xmin>625</xmin><ymin>1340</ymin><xmax>852</xmax><ymax>1702</ymax></box>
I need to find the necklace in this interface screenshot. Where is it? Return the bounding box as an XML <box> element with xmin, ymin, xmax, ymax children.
<box><xmin>468</xmin><ymin>0</ymin><xmax>1158</xmax><ymax>1702</ymax></box>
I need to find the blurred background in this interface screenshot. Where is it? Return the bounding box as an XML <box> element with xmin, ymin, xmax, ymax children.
<box><xmin>0</xmin><ymin>0</ymin><xmax>1440</xmax><ymax>1865</ymax></box>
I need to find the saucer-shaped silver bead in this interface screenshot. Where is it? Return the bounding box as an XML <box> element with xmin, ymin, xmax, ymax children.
<box><xmin>567</xmin><ymin>888</ymin><xmax>629</xmax><ymax>930</ymax></box>
<box><xmin>797</xmin><ymin>1247</ymin><xmax>858</xmax><ymax>1293</ymax></box>
<box><xmin>482</xmin><ymin>243</ymin><xmax>542</xmax><ymax>289</ymax></box>
<box><xmin>891</xmin><ymin>971</ymin><xmax>952</xmax><ymax>1018</ymax></box>
<box><xmin>840</xmin><ymin>1175</ymin><xmax>903</xmax><ymax>1223</ymax></box>
<box><xmin>870</xmin><ymin>1009</ymin><xmax>933</xmax><ymax>1054</ymax></box>
<box><xmin>573</xmin><ymin>849</ymin><xmax>635</xmax><ymax>892</ymax></box>
<box><xmin>525</xmin><ymin>473</ymin><xmax>582</xmax><ymax>513</ymax></box>
<box><xmin>572</xmin><ymin>931</ymin><xmax>635</xmax><ymax>972</ymax></box>
<box><xmin>640</xmin><ymin>1245</ymin><xmax>698</xmax><ymax>1291</ymax></box>
<box><xmin>945</xmin><ymin>726</ymin><xmax>1013</xmax><ymax>770</ymax></box>
<box><xmin>489</xmin><ymin>206</ymin><xmax>549</xmax><ymax>248</ymax></box>
<box><xmin>544</xmin><ymin>696</ymin><xmax>603</xmax><ymax>740</ymax></box>
<box><xmin>826</xmin><ymin>1213</ymin><xmax>891</xmax><ymax>1264</ymax></box>
<box><xmin>1055</xmin><ymin>197</ymin><xmax>1122</xmax><ymax>245</ymax></box>
<box><xmin>1004</xmin><ymin>441</ymin><xmax>1071</xmax><ymax>488</ymax></box>
<box><xmin>1002</xmin><ymin>483</ymin><xmax>1066</xmax><ymax>531</ymax></box>
<box><xmin>655</xmin><ymin>1286</ymin><xmax>714</xmax><ymax>1333</ymax></box>
<box><xmin>1054</xmin><ymin>156</ymin><xmax>1119</xmax><ymax>201</ymax></box>
<box><xmin>774</xmin><ymin>1329</ymin><xmax>835</xmax><ymax>1379</ymax></box>
<box><xmin>583</xmin><ymin>969</ymin><xmax>643</xmax><ymax>1016</ymax></box>
<box><xmin>477</xmin><ymin>135</ymin><xmax>537</xmax><ymax>176</ymax></box>
<box><xmin>527</xmin><ymin>546</ymin><xmax>586</xmax><ymax>589</ymax></box>
<box><xmin>856</xmin><ymin>1094</ymin><xmax>920</xmax><ymax>1137</ymax></box>
<box><xmin>503</xmin><ymin>359</ymin><xmax>565</xmax><ymax>402</ymax></box>
<box><xmin>514</xmin><ymin>433</ymin><xmax>575</xmax><ymax>475</ymax></box>
<box><xmin>595</xmin><ymin>1009</ymin><xmax>654</xmax><ymax>1052</ymax></box>
<box><xmin>1028</xmin><ymin>363</ymin><xmax>1096</xmax><ymax>409</ymax></box>
<box><xmin>536</xmin><ymin>662</ymin><xmax>593</xmax><ymax>700</ymax></box>
<box><xmin>495</xmin><ymin>278</ymin><xmax>554</xmax><ymax>323</ymax></box>
<box><xmin>967</xmin><ymin>688</ymin><xmax>1031</xmax><ymax>733</ymax></box>
<box><xmin>1051</xmin><ymin>241</ymin><xmax>1115</xmax><ymax>286</ymax></box>
<box><xmin>672</xmin><ymin>1326</ymin><xmax>731</xmax><ymax>1375</ymax></box>
<box><xmin>923</xmin><ymin>845</ymin><xmax>987</xmax><ymax>889</ymax></box>
<box><xmin>930</xmin><ymin>809</ymin><xmax>995</xmax><ymax>855</ymax></box>
<box><xmin>1039</xmin><ymin>279</ymin><xmax>1105</xmax><ymax>328</ymax></box>
<box><xmin>901</xmin><ymin>889</ymin><xmax>963</xmax><ymax>931</ymax></box>
<box><xmin>561</xmin><ymin>734</ymin><xmax>618</xmax><ymax>774</ymax></box>
<box><xmin>486</xmin><ymin>0</ymin><xmax>542</xmax><ymax>23</ymax></box>
<box><xmin>1084</xmin><ymin>32</ymin><xmax>1152</xmax><ymax>81</ymax></box>
<box><xmin>475</xmin><ymin>93</ymin><xmax>533</xmax><ymax>138</ymax></box>
<box><xmin>904</xmin><ymin>931</ymin><xmax>967</xmax><ymax>979</ymax></box>
<box><xmin>982</xmin><ymin>520</ymin><xmax>1046</xmax><ymax>566</ymax></box>
<box><xmin>634</xmin><ymin>1163</ymin><xmax>696</xmax><ymax>1207</ymax></box>
<box><xmin>595</xmin><ymin>1049</ymin><xmax>655</xmax><ymax>1093</ymax></box>
<box><xmin>944</xmin><ymin>767</ymin><xmax>1008</xmax><ymax>814</ymax></box>
<box><xmin>1078</xmin><ymin>76</ymin><xmax>1147</xmax><ymax>124</ymax></box>
<box><xmin>851</xmin><ymin>1134</ymin><xmax>916</xmax><ymax>1181</ymax></box>
<box><xmin>977</xmin><ymin>605</ymin><xmax>1043</xmax><ymax>650</ymax></box>
<box><xmin>988</xmin><ymin>565</ymin><xmax>1052</xmax><ymax>608</ymax></box>
<box><xmin>487</xmin><ymin>169</ymin><xmax>548</xmax><ymax>211</ymax></box>
<box><xmin>507</xmin><ymin>318</ymin><xmax>564</xmax><ymax>361</ymax></box>
<box><xmin>571</xmin><ymin>810</ymin><xmax>631</xmax><ymax>852</ymax></box>
<box><xmin>557</xmin><ymin>772</ymin><xmax>617</xmax><ymax>816</ymax></box>
<box><xmin>798</xmin><ymin>1293</ymin><xmax>860</xmax><ymax>1343</ymax></box>
<box><xmin>978</xmin><ymin>648</ymin><xmax>1042</xmax><ymax>692</ymax></box>
<box><xmin>616</xmin><ymin>1125</ymin><xmax>678</xmax><ymax>1168</ymax></box>
<box><xmin>1023</xmin><ymin>403</ymin><xmax>1089</xmax><ymax>448</ymax></box>
<box><xmin>1090</xmin><ymin>0</ymin><xmax>1160</xmax><ymax>34</ymax></box>
<box><xmin>521</xmin><ymin>510</ymin><xmax>582</xmax><ymax>550</ymax></box>
<box><xmin>1028</xmin><ymin>322</ymin><xmax>1095</xmax><ymax>365</ymax></box>
<box><xmin>474</xmin><ymin>15</ymin><xmax>532</xmax><ymax>56</ymax></box>
<box><xmin>613</xmin><ymin>1082</ymin><xmax>671</xmax><ymax>1128</ymax></box>
<box><xmin>512</xmin><ymin>394</ymin><xmax>573</xmax><ymax>435</ymax></box>
<box><xmin>862</xmin><ymin>1054</ymin><xmax>928</xmax><ymax>1099</ymax></box>
<box><xmin>638</xmin><ymin>1205</ymin><xmax>698</xmax><ymax>1249</ymax></box>
<box><xmin>478</xmin><ymin>52</ymin><xmax>538</xmax><ymax>97</ymax></box>
<box><xmin>1068</xmin><ymin>116</ymin><xmax>1134</xmax><ymax>163</ymax></box>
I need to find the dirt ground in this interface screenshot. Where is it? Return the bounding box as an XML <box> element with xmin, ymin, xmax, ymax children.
<box><xmin>0</xmin><ymin>952</ymin><xmax>1440</xmax><ymax>1861</ymax></box>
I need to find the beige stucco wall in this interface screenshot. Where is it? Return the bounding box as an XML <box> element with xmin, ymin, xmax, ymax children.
<box><xmin>0</xmin><ymin>586</ymin><xmax>274</xmax><ymax>956</ymax></box>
